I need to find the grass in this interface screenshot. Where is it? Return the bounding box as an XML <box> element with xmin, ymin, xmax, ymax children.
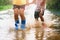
<box><xmin>0</xmin><ymin>5</ymin><xmax>12</xmax><ymax>11</ymax></box>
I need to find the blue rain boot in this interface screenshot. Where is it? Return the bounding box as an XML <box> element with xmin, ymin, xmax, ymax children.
<box><xmin>15</xmin><ymin>20</ymin><xmax>19</xmax><ymax>30</ymax></box>
<box><xmin>21</xmin><ymin>20</ymin><xmax>26</xmax><ymax>30</ymax></box>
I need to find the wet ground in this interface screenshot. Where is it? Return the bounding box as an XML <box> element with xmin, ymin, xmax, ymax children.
<box><xmin>0</xmin><ymin>4</ymin><xmax>60</xmax><ymax>40</ymax></box>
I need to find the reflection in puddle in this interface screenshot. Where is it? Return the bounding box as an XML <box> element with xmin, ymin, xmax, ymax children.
<box><xmin>10</xmin><ymin>21</ymin><xmax>60</xmax><ymax>40</ymax></box>
<box><xmin>35</xmin><ymin>27</ymin><xmax>44</xmax><ymax>40</ymax></box>
<box><xmin>15</xmin><ymin>30</ymin><xmax>26</xmax><ymax>40</ymax></box>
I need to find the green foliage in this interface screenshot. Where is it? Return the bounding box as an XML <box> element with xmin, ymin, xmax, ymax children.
<box><xmin>0</xmin><ymin>5</ymin><xmax>12</xmax><ymax>11</ymax></box>
<box><xmin>0</xmin><ymin>0</ymin><xmax>12</xmax><ymax>11</ymax></box>
<box><xmin>46</xmin><ymin>0</ymin><xmax>60</xmax><ymax>11</ymax></box>
<box><xmin>0</xmin><ymin>0</ymin><xmax>12</xmax><ymax>6</ymax></box>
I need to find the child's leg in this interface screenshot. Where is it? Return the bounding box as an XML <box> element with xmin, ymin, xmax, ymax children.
<box><xmin>39</xmin><ymin>10</ymin><xmax>47</xmax><ymax>28</ymax></box>
<box><xmin>39</xmin><ymin>9</ymin><xmax>44</xmax><ymax>22</ymax></box>
<box><xmin>39</xmin><ymin>14</ymin><xmax>44</xmax><ymax>22</ymax></box>
<box><xmin>19</xmin><ymin>5</ymin><xmax>26</xmax><ymax>30</ymax></box>
<box><xmin>14</xmin><ymin>8</ymin><xmax>19</xmax><ymax>21</ymax></box>
<box><xmin>13</xmin><ymin>5</ymin><xmax>19</xmax><ymax>30</ymax></box>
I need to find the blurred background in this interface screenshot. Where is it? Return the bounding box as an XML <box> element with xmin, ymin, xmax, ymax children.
<box><xmin>0</xmin><ymin>0</ymin><xmax>60</xmax><ymax>11</ymax></box>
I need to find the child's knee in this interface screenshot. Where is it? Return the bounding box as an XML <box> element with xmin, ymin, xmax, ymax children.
<box><xmin>19</xmin><ymin>8</ymin><xmax>24</xmax><ymax>13</ymax></box>
<box><xmin>14</xmin><ymin>9</ymin><xmax>18</xmax><ymax>14</ymax></box>
<box><xmin>39</xmin><ymin>12</ymin><xmax>44</xmax><ymax>16</ymax></box>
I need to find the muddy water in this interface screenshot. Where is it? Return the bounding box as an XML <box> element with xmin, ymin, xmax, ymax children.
<box><xmin>12</xmin><ymin>26</ymin><xmax>60</xmax><ymax>40</ymax></box>
<box><xmin>12</xmin><ymin>10</ymin><xmax>60</xmax><ymax>40</ymax></box>
<box><xmin>12</xmin><ymin>18</ymin><xmax>60</xmax><ymax>40</ymax></box>
<box><xmin>0</xmin><ymin>8</ymin><xmax>60</xmax><ymax>40</ymax></box>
